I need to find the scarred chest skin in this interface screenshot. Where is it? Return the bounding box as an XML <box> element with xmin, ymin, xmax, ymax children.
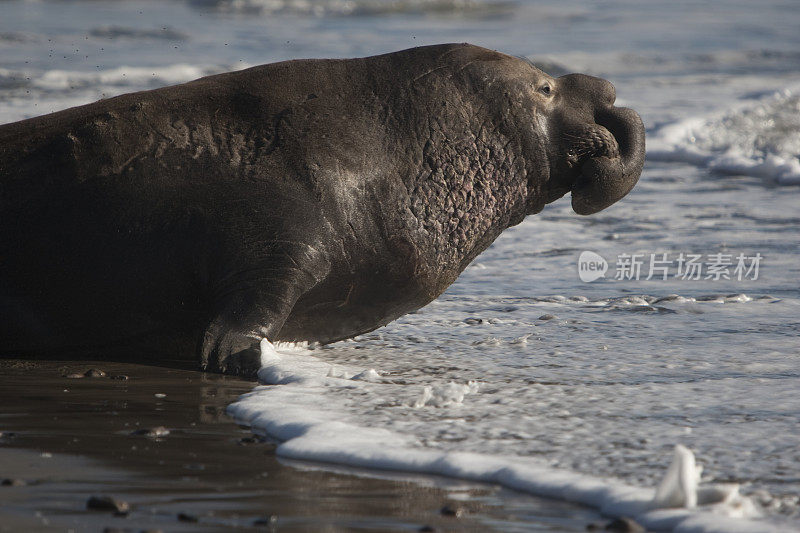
<box><xmin>275</xmin><ymin>46</ymin><xmax>549</xmax><ymax>343</ymax></box>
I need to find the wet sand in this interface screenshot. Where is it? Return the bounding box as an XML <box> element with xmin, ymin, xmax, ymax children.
<box><xmin>0</xmin><ymin>360</ymin><xmax>602</xmax><ymax>531</ymax></box>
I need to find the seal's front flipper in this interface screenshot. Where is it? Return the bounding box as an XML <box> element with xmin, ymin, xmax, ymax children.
<box><xmin>199</xmin><ymin>245</ymin><xmax>330</xmax><ymax>376</ymax></box>
<box><xmin>201</xmin><ymin>318</ymin><xmax>262</xmax><ymax>376</ymax></box>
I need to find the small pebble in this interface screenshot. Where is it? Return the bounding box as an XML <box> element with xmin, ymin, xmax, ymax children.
<box><xmin>253</xmin><ymin>515</ymin><xmax>278</xmax><ymax>525</ymax></box>
<box><xmin>84</xmin><ymin>368</ymin><xmax>106</xmax><ymax>378</ymax></box>
<box><xmin>439</xmin><ymin>504</ymin><xmax>464</xmax><ymax>517</ymax></box>
<box><xmin>464</xmin><ymin>317</ymin><xmax>483</xmax><ymax>325</ymax></box>
<box><xmin>65</xmin><ymin>373</ymin><xmax>85</xmax><ymax>379</ymax></box>
<box><xmin>177</xmin><ymin>512</ymin><xmax>198</xmax><ymax>522</ymax></box>
<box><xmin>538</xmin><ymin>314</ymin><xmax>557</xmax><ymax>321</ymax></box>
<box><xmin>129</xmin><ymin>426</ymin><xmax>170</xmax><ymax>438</ymax></box>
<box><xmin>604</xmin><ymin>517</ymin><xmax>645</xmax><ymax>533</ymax></box>
<box><xmin>86</xmin><ymin>495</ymin><xmax>129</xmax><ymax>514</ymax></box>
<box><xmin>154</xmin><ymin>393</ymin><xmax>166</xmax><ymax>399</ymax></box>
<box><xmin>1</xmin><ymin>478</ymin><xmax>26</xmax><ymax>486</ymax></box>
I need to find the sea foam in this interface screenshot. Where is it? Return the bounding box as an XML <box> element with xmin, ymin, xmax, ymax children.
<box><xmin>648</xmin><ymin>86</ymin><xmax>800</xmax><ymax>185</ymax></box>
<box><xmin>227</xmin><ymin>339</ymin><xmax>790</xmax><ymax>533</ymax></box>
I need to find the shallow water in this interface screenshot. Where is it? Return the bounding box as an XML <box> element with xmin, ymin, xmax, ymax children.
<box><xmin>2</xmin><ymin>361</ymin><xmax>595</xmax><ymax>531</ymax></box>
<box><xmin>2</xmin><ymin>0</ymin><xmax>799</xmax><ymax>530</ymax></box>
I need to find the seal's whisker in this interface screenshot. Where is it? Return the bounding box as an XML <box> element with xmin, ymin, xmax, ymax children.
<box><xmin>572</xmin><ymin>147</ymin><xmax>596</xmax><ymax>157</ymax></box>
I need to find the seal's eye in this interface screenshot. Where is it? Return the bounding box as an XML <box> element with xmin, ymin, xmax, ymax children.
<box><xmin>539</xmin><ymin>84</ymin><xmax>552</xmax><ymax>96</ymax></box>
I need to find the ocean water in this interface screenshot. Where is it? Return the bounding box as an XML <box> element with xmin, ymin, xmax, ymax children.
<box><xmin>1</xmin><ymin>0</ymin><xmax>799</xmax><ymax>530</ymax></box>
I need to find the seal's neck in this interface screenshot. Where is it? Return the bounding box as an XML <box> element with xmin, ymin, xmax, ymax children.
<box><xmin>407</xmin><ymin>124</ymin><xmax>529</xmax><ymax>277</ymax></box>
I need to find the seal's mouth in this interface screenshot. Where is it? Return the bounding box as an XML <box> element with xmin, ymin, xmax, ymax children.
<box><xmin>543</xmin><ymin>122</ymin><xmax>621</xmax><ymax>205</ymax></box>
<box><xmin>569</xmin><ymin>106</ymin><xmax>646</xmax><ymax>215</ymax></box>
<box><xmin>564</xmin><ymin>123</ymin><xmax>619</xmax><ymax>169</ymax></box>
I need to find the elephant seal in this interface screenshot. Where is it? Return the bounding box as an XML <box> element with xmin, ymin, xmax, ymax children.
<box><xmin>0</xmin><ymin>44</ymin><xmax>645</xmax><ymax>374</ymax></box>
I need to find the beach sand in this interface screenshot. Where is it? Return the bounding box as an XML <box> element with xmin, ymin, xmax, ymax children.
<box><xmin>0</xmin><ymin>359</ymin><xmax>601</xmax><ymax>532</ymax></box>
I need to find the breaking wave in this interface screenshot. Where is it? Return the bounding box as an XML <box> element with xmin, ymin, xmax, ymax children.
<box><xmin>648</xmin><ymin>86</ymin><xmax>800</xmax><ymax>185</ymax></box>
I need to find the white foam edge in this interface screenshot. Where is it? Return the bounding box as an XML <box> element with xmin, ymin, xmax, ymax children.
<box><xmin>227</xmin><ymin>339</ymin><xmax>791</xmax><ymax>533</ymax></box>
<box><xmin>647</xmin><ymin>84</ymin><xmax>800</xmax><ymax>185</ymax></box>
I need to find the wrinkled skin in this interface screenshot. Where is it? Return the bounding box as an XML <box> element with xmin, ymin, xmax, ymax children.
<box><xmin>0</xmin><ymin>44</ymin><xmax>645</xmax><ymax>375</ymax></box>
